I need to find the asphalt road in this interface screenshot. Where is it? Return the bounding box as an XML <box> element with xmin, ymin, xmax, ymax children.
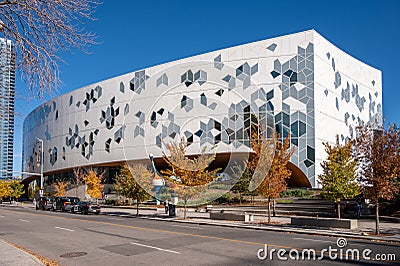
<box><xmin>0</xmin><ymin>207</ymin><xmax>399</xmax><ymax>265</ymax></box>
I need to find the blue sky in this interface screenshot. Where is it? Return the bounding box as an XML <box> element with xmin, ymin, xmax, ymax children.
<box><xmin>13</xmin><ymin>0</ymin><xmax>400</xmax><ymax>172</ymax></box>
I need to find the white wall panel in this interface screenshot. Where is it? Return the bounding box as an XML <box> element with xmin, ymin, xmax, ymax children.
<box><xmin>22</xmin><ymin>30</ymin><xmax>382</xmax><ymax>188</ymax></box>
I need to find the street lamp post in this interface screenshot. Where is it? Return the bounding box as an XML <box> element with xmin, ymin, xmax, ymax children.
<box><xmin>37</xmin><ymin>138</ymin><xmax>44</xmax><ymax>197</ymax></box>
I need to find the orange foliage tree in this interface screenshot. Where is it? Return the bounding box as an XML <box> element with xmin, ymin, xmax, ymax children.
<box><xmin>161</xmin><ymin>138</ymin><xmax>219</xmax><ymax>219</ymax></box>
<box><xmin>255</xmin><ymin>131</ymin><xmax>295</xmax><ymax>223</ymax></box>
<box><xmin>53</xmin><ymin>180</ymin><xmax>69</xmax><ymax>197</ymax></box>
<box><xmin>83</xmin><ymin>169</ymin><xmax>104</xmax><ymax>202</ymax></box>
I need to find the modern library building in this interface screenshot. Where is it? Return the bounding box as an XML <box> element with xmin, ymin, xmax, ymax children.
<box><xmin>22</xmin><ymin>30</ymin><xmax>382</xmax><ymax>189</ymax></box>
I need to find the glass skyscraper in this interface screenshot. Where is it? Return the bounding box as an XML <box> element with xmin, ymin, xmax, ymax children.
<box><xmin>0</xmin><ymin>38</ymin><xmax>15</xmax><ymax>179</ymax></box>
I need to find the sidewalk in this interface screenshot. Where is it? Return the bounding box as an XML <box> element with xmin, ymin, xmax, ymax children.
<box><xmin>0</xmin><ymin>240</ymin><xmax>43</xmax><ymax>266</ymax></box>
<box><xmin>100</xmin><ymin>206</ymin><xmax>400</xmax><ymax>243</ymax></box>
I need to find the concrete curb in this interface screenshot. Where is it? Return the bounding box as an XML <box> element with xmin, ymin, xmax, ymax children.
<box><xmin>0</xmin><ymin>240</ymin><xmax>44</xmax><ymax>266</ymax></box>
<box><xmin>101</xmin><ymin>212</ymin><xmax>400</xmax><ymax>244</ymax></box>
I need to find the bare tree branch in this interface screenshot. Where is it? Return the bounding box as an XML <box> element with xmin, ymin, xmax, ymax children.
<box><xmin>0</xmin><ymin>0</ymin><xmax>100</xmax><ymax>97</ymax></box>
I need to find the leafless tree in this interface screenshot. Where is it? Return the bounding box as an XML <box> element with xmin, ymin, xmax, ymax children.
<box><xmin>0</xmin><ymin>0</ymin><xmax>100</xmax><ymax>97</ymax></box>
<box><xmin>73</xmin><ymin>167</ymin><xmax>84</xmax><ymax>197</ymax></box>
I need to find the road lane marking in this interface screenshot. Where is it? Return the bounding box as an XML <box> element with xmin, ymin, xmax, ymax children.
<box><xmin>0</xmin><ymin>215</ymin><xmax>5</xmax><ymax>218</ymax></box>
<box><xmin>55</xmin><ymin>226</ymin><xmax>75</xmax><ymax>232</ymax></box>
<box><xmin>18</xmin><ymin>219</ymin><xmax>30</xmax><ymax>223</ymax></box>
<box><xmin>130</xmin><ymin>242</ymin><xmax>181</xmax><ymax>254</ymax></box>
<box><xmin>1</xmin><ymin>209</ymin><xmax>389</xmax><ymax>255</ymax></box>
<box><xmin>15</xmin><ymin>210</ymin><xmax>268</xmax><ymax>246</ymax></box>
<box><xmin>171</xmin><ymin>224</ymin><xmax>203</xmax><ymax>230</ymax></box>
<box><xmin>108</xmin><ymin>217</ymin><xmax>124</xmax><ymax>221</ymax></box>
<box><xmin>293</xmin><ymin>237</ymin><xmax>333</xmax><ymax>243</ymax></box>
<box><xmin>351</xmin><ymin>243</ymin><xmax>368</xmax><ymax>247</ymax></box>
<box><xmin>1</xmin><ymin>209</ymin><xmax>358</xmax><ymax>250</ymax></box>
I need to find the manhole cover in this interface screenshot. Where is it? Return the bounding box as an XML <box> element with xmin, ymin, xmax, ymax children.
<box><xmin>60</xmin><ymin>252</ymin><xmax>87</xmax><ymax>258</ymax></box>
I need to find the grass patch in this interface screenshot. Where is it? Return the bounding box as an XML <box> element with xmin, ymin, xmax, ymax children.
<box><xmin>279</xmin><ymin>189</ymin><xmax>314</xmax><ymax>198</ymax></box>
<box><xmin>276</xmin><ymin>199</ymin><xmax>293</xmax><ymax>203</ymax></box>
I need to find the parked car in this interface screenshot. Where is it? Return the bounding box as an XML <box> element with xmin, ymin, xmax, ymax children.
<box><xmin>64</xmin><ymin>197</ymin><xmax>80</xmax><ymax>212</ymax></box>
<box><xmin>52</xmin><ymin>197</ymin><xmax>67</xmax><ymax>212</ymax></box>
<box><xmin>52</xmin><ymin>197</ymin><xmax>80</xmax><ymax>212</ymax></box>
<box><xmin>36</xmin><ymin>196</ymin><xmax>54</xmax><ymax>211</ymax></box>
<box><xmin>71</xmin><ymin>201</ymin><xmax>101</xmax><ymax>215</ymax></box>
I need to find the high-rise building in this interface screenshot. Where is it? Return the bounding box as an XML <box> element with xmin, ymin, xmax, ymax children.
<box><xmin>0</xmin><ymin>38</ymin><xmax>15</xmax><ymax>179</ymax></box>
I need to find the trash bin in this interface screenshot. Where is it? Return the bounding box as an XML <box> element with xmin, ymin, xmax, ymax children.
<box><xmin>168</xmin><ymin>204</ymin><xmax>176</xmax><ymax>217</ymax></box>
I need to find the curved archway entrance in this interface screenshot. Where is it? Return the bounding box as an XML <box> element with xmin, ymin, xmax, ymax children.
<box><xmin>287</xmin><ymin>162</ymin><xmax>311</xmax><ymax>188</ymax></box>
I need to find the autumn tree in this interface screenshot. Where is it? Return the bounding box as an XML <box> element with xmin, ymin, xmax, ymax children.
<box><xmin>0</xmin><ymin>0</ymin><xmax>100</xmax><ymax>96</ymax></box>
<box><xmin>354</xmin><ymin>124</ymin><xmax>400</xmax><ymax>235</ymax></box>
<box><xmin>83</xmin><ymin>169</ymin><xmax>104</xmax><ymax>202</ymax></box>
<box><xmin>8</xmin><ymin>180</ymin><xmax>23</xmax><ymax>202</ymax></box>
<box><xmin>114</xmin><ymin>164</ymin><xmax>152</xmax><ymax>215</ymax></box>
<box><xmin>256</xmin><ymin>132</ymin><xmax>294</xmax><ymax>223</ymax></box>
<box><xmin>319</xmin><ymin>140</ymin><xmax>360</xmax><ymax>219</ymax></box>
<box><xmin>53</xmin><ymin>180</ymin><xmax>68</xmax><ymax>197</ymax></box>
<box><xmin>229</xmin><ymin>121</ymin><xmax>274</xmax><ymax>205</ymax></box>
<box><xmin>0</xmin><ymin>180</ymin><xmax>10</xmax><ymax>202</ymax></box>
<box><xmin>161</xmin><ymin>138</ymin><xmax>219</xmax><ymax>219</ymax></box>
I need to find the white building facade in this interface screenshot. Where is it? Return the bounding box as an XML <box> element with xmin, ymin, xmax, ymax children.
<box><xmin>22</xmin><ymin>30</ymin><xmax>382</xmax><ymax>188</ymax></box>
